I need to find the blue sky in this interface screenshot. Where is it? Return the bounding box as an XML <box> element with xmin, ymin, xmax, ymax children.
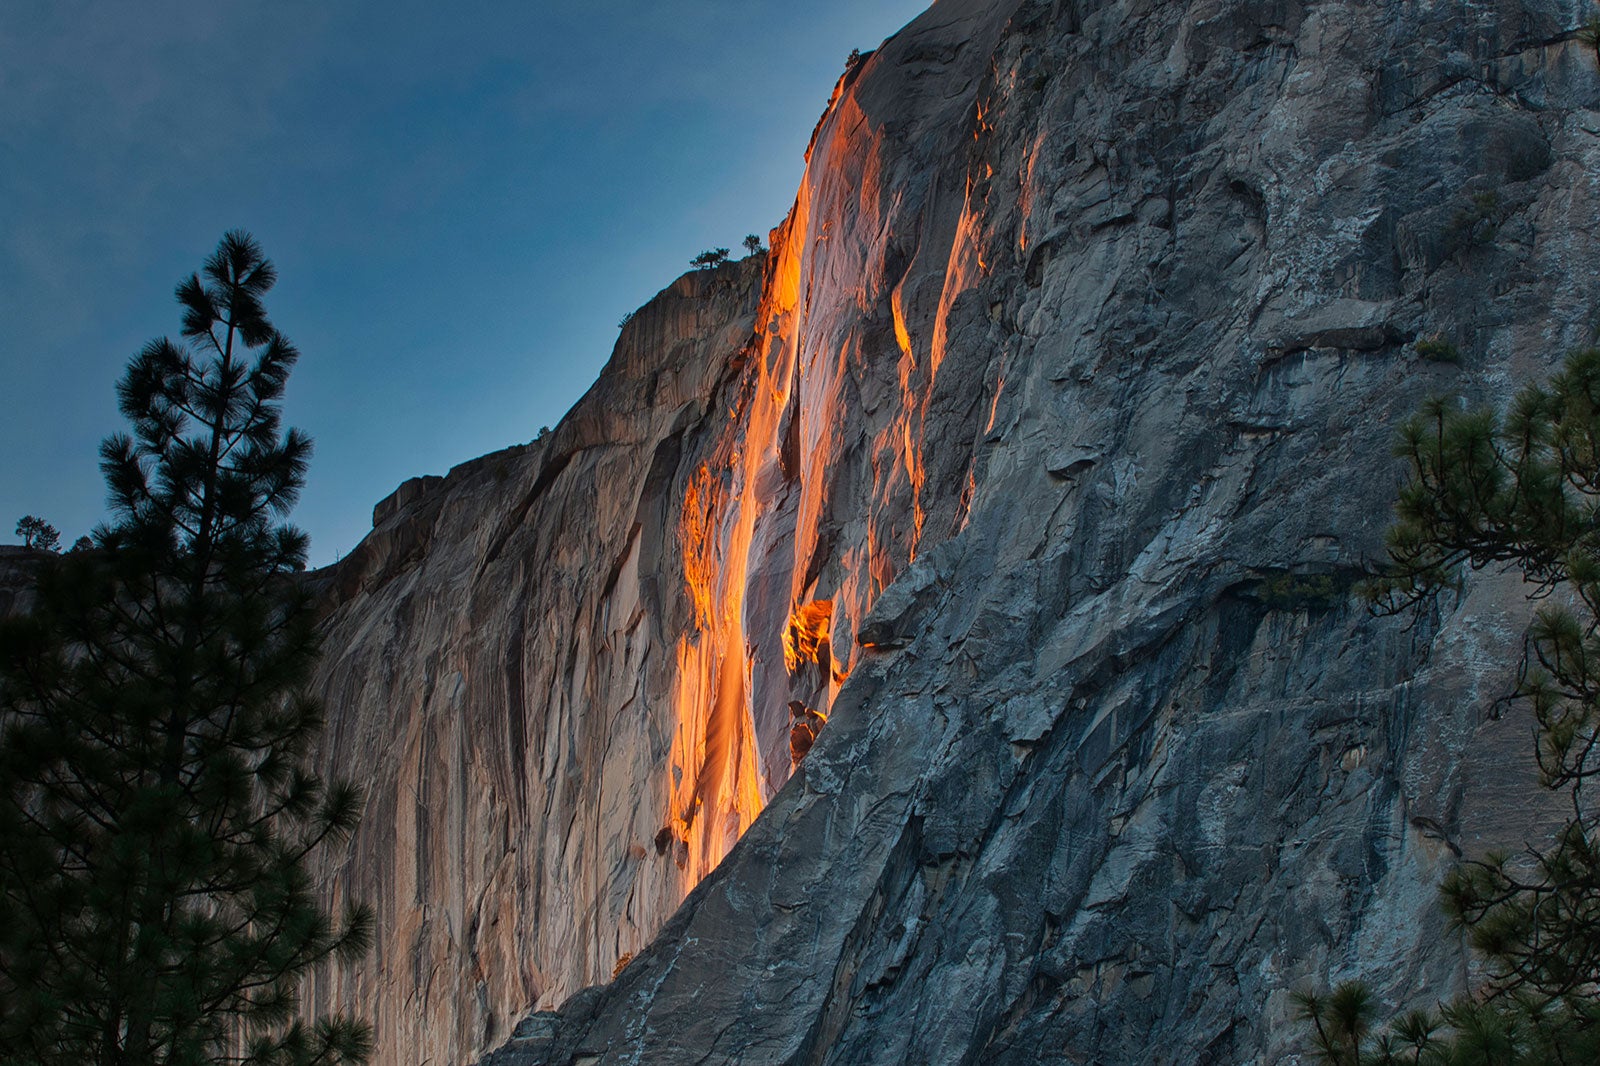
<box><xmin>0</xmin><ymin>0</ymin><xmax>930</xmax><ymax>565</ymax></box>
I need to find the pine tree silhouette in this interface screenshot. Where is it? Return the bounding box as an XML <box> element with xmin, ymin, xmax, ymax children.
<box><xmin>0</xmin><ymin>231</ymin><xmax>372</xmax><ymax>1066</ymax></box>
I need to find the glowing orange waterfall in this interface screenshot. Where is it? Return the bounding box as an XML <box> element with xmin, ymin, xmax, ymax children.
<box><xmin>664</xmin><ymin>165</ymin><xmax>813</xmax><ymax>881</ymax></box>
<box><xmin>659</xmin><ymin>58</ymin><xmax>990</xmax><ymax>895</ymax></box>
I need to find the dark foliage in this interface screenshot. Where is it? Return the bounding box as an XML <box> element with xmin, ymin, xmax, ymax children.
<box><xmin>0</xmin><ymin>232</ymin><xmax>372</xmax><ymax>1066</ymax></box>
<box><xmin>1299</xmin><ymin>347</ymin><xmax>1600</xmax><ymax>1063</ymax></box>
<box><xmin>14</xmin><ymin>516</ymin><xmax>61</xmax><ymax>553</ymax></box>
<box><xmin>1447</xmin><ymin>190</ymin><xmax>1503</xmax><ymax>251</ymax></box>
<box><xmin>1414</xmin><ymin>337</ymin><xmax>1462</xmax><ymax>364</ymax></box>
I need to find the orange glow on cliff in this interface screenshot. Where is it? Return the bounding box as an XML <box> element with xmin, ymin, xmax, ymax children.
<box><xmin>783</xmin><ymin>600</ymin><xmax>834</xmax><ymax>674</ymax></box>
<box><xmin>985</xmin><ymin>370</ymin><xmax>1006</xmax><ymax>434</ymax></box>
<box><xmin>1018</xmin><ymin>128</ymin><xmax>1047</xmax><ymax>256</ymax></box>
<box><xmin>658</xmin><ymin>55</ymin><xmax>988</xmax><ymax>901</ymax></box>
<box><xmin>667</xmin><ymin>633</ymin><xmax>765</xmax><ymax>884</ymax></box>
<box><xmin>958</xmin><ymin>464</ymin><xmax>978</xmax><ymax>534</ymax></box>
<box><xmin>680</xmin><ymin>465</ymin><xmax>718</xmax><ymax>628</ymax></box>
<box><xmin>892</xmin><ymin>288</ymin><xmax>914</xmax><ymax>366</ymax></box>
<box><xmin>665</xmin><ymin>165</ymin><xmax>815</xmax><ymax>885</ymax></box>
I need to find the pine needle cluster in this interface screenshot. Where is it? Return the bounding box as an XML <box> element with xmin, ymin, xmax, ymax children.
<box><xmin>0</xmin><ymin>232</ymin><xmax>372</xmax><ymax>1066</ymax></box>
<box><xmin>1299</xmin><ymin>347</ymin><xmax>1600</xmax><ymax>1063</ymax></box>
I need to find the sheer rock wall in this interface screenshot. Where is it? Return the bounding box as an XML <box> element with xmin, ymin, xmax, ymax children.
<box><xmin>309</xmin><ymin>0</ymin><xmax>1600</xmax><ymax>1062</ymax></box>
<box><xmin>302</xmin><ymin>261</ymin><xmax>770</xmax><ymax>1065</ymax></box>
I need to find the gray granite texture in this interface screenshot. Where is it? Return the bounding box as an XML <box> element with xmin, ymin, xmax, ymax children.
<box><xmin>303</xmin><ymin>0</ymin><xmax>1600</xmax><ymax>1062</ymax></box>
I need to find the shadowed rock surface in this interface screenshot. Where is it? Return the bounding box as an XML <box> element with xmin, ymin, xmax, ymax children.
<box><xmin>0</xmin><ymin>546</ymin><xmax>44</xmax><ymax>618</ymax></box>
<box><xmin>304</xmin><ymin>0</ymin><xmax>1600</xmax><ymax>1062</ymax></box>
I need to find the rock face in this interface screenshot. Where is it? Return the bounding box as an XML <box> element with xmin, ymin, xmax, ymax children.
<box><xmin>0</xmin><ymin>546</ymin><xmax>44</xmax><ymax>618</ymax></box>
<box><xmin>302</xmin><ymin>262</ymin><xmax>771</xmax><ymax>1065</ymax></box>
<box><xmin>307</xmin><ymin>0</ymin><xmax>1600</xmax><ymax>1063</ymax></box>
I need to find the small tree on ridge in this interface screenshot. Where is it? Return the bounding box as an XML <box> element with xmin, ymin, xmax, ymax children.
<box><xmin>14</xmin><ymin>516</ymin><xmax>61</xmax><ymax>552</ymax></box>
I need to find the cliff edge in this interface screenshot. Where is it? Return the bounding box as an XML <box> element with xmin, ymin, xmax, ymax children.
<box><xmin>308</xmin><ymin>0</ymin><xmax>1600</xmax><ymax>1062</ymax></box>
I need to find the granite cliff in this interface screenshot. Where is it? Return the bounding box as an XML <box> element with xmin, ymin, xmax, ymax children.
<box><xmin>304</xmin><ymin>0</ymin><xmax>1600</xmax><ymax>1062</ymax></box>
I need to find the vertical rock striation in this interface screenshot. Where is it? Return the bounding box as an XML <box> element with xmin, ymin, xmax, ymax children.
<box><xmin>302</xmin><ymin>262</ymin><xmax>770</xmax><ymax>1065</ymax></box>
<box><xmin>310</xmin><ymin>0</ymin><xmax>1600</xmax><ymax>1062</ymax></box>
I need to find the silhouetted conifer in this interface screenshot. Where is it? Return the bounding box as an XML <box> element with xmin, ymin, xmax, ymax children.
<box><xmin>14</xmin><ymin>516</ymin><xmax>60</xmax><ymax>552</ymax></box>
<box><xmin>0</xmin><ymin>231</ymin><xmax>372</xmax><ymax>1066</ymax></box>
<box><xmin>1298</xmin><ymin>346</ymin><xmax>1600</xmax><ymax>1063</ymax></box>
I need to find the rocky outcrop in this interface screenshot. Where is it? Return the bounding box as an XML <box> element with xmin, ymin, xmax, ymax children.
<box><xmin>0</xmin><ymin>546</ymin><xmax>44</xmax><ymax>618</ymax></box>
<box><xmin>302</xmin><ymin>261</ymin><xmax>774</xmax><ymax>1065</ymax></box>
<box><xmin>308</xmin><ymin>0</ymin><xmax>1600</xmax><ymax>1063</ymax></box>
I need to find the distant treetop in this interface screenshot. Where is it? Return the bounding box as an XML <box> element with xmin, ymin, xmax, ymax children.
<box><xmin>13</xmin><ymin>515</ymin><xmax>60</xmax><ymax>552</ymax></box>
